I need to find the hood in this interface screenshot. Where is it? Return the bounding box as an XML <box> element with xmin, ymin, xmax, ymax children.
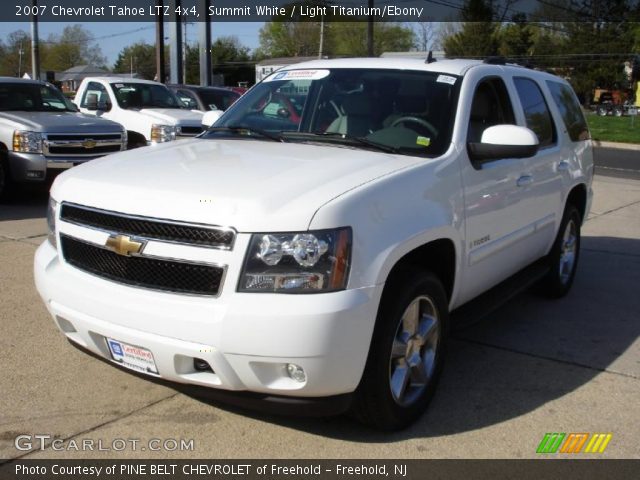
<box><xmin>52</xmin><ymin>138</ymin><xmax>422</xmax><ymax>232</ymax></box>
<box><xmin>0</xmin><ymin>111</ymin><xmax>123</xmax><ymax>133</ymax></box>
<box><xmin>136</xmin><ymin>108</ymin><xmax>203</xmax><ymax>126</ymax></box>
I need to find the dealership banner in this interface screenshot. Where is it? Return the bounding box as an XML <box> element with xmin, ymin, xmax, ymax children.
<box><xmin>6</xmin><ymin>0</ymin><xmax>639</xmax><ymax>22</ymax></box>
<box><xmin>1</xmin><ymin>459</ymin><xmax>639</xmax><ymax>480</ymax></box>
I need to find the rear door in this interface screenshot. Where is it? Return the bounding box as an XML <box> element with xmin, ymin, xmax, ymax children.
<box><xmin>511</xmin><ymin>76</ymin><xmax>564</xmax><ymax>260</ymax></box>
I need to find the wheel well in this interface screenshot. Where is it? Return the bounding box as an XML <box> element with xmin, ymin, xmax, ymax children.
<box><xmin>126</xmin><ymin>131</ymin><xmax>147</xmax><ymax>149</ymax></box>
<box><xmin>566</xmin><ymin>184</ymin><xmax>587</xmax><ymax>223</ymax></box>
<box><xmin>386</xmin><ymin>239</ymin><xmax>456</xmax><ymax>301</ymax></box>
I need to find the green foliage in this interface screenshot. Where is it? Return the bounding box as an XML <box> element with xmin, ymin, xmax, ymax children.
<box><xmin>587</xmin><ymin>113</ymin><xmax>639</xmax><ymax>144</ymax></box>
<box><xmin>257</xmin><ymin>21</ymin><xmax>415</xmax><ymax>59</ymax></box>
<box><xmin>0</xmin><ymin>25</ymin><xmax>107</xmax><ymax>78</ymax></box>
<box><xmin>113</xmin><ymin>42</ymin><xmax>157</xmax><ymax>80</ymax></box>
<box><xmin>0</xmin><ymin>30</ymin><xmax>31</xmax><ymax>77</ymax></box>
<box><xmin>185</xmin><ymin>36</ymin><xmax>253</xmax><ymax>86</ymax></box>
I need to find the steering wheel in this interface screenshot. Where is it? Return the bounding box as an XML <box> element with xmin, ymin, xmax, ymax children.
<box><xmin>391</xmin><ymin>116</ymin><xmax>438</xmax><ymax>137</ymax></box>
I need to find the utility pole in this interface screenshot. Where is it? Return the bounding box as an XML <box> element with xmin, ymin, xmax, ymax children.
<box><xmin>18</xmin><ymin>41</ymin><xmax>24</xmax><ymax>77</ymax></box>
<box><xmin>318</xmin><ymin>17</ymin><xmax>324</xmax><ymax>59</ymax></box>
<box><xmin>30</xmin><ymin>0</ymin><xmax>40</xmax><ymax>80</ymax></box>
<box><xmin>198</xmin><ymin>0</ymin><xmax>212</xmax><ymax>86</ymax></box>
<box><xmin>155</xmin><ymin>1</ymin><xmax>165</xmax><ymax>82</ymax></box>
<box><xmin>367</xmin><ymin>0</ymin><xmax>374</xmax><ymax>57</ymax></box>
<box><xmin>168</xmin><ymin>0</ymin><xmax>183</xmax><ymax>84</ymax></box>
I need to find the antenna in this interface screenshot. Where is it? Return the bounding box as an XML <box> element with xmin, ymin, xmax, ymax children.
<box><xmin>426</xmin><ymin>51</ymin><xmax>437</xmax><ymax>64</ymax></box>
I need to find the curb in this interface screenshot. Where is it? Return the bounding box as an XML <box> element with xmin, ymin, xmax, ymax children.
<box><xmin>592</xmin><ymin>140</ymin><xmax>640</xmax><ymax>151</ymax></box>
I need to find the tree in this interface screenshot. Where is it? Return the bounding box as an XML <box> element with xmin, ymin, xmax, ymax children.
<box><xmin>42</xmin><ymin>25</ymin><xmax>107</xmax><ymax>72</ymax></box>
<box><xmin>0</xmin><ymin>30</ymin><xmax>31</xmax><ymax>77</ymax></box>
<box><xmin>257</xmin><ymin>20</ymin><xmax>414</xmax><ymax>58</ymax></box>
<box><xmin>185</xmin><ymin>36</ymin><xmax>253</xmax><ymax>86</ymax></box>
<box><xmin>113</xmin><ymin>42</ymin><xmax>157</xmax><ymax>80</ymax></box>
<box><xmin>443</xmin><ymin>0</ymin><xmax>500</xmax><ymax>57</ymax></box>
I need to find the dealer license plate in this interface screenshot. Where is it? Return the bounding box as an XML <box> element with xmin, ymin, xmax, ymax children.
<box><xmin>106</xmin><ymin>338</ymin><xmax>159</xmax><ymax>375</ymax></box>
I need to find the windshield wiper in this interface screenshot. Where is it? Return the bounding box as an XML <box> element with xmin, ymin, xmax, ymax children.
<box><xmin>207</xmin><ymin>125</ymin><xmax>284</xmax><ymax>143</ymax></box>
<box><xmin>282</xmin><ymin>131</ymin><xmax>399</xmax><ymax>154</ymax></box>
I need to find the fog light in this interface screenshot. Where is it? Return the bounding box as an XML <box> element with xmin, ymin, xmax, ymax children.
<box><xmin>193</xmin><ymin>358</ymin><xmax>213</xmax><ymax>372</ymax></box>
<box><xmin>286</xmin><ymin>363</ymin><xmax>306</xmax><ymax>383</ymax></box>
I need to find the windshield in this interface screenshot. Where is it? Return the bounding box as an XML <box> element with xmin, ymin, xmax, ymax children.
<box><xmin>111</xmin><ymin>82</ymin><xmax>183</xmax><ymax>109</ymax></box>
<box><xmin>205</xmin><ymin>68</ymin><xmax>460</xmax><ymax>157</ymax></box>
<box><xmin>0</xmin><ymin>83</ymin><xmax>75</xmax><ymax>112</ymax></box>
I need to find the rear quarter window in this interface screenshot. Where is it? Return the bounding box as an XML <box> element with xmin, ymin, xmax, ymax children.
<box><xmin>546</xmin><ymin>80</ymin><xmax>590</xmax><ymax>142</ymax></box>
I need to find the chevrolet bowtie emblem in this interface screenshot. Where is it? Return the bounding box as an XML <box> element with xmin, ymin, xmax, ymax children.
<box><xmin>82</xmin><ymin>139</ymin><xmax>97</xmax><ymax>149</ymax></box>
<box><xmin>105</xmin><ymin>234</ymin><xmax>144</xmax><ymax>256</ymax></box>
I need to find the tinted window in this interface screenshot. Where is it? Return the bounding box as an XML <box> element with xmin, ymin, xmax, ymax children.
<box><xmin>514</xmin><ymin>77</ymin><xmax>556</xmax><ymax>147</ymax></box>
<box><xmin>546</xmin><ymin>80</ymin><xmax>590</xmax><ymax>141</ymax></box>
<box><xmin>111</xmin><ymin>83</ymin><xmax>182</xmax><ymax>109</ymax></box>
<box><xmin>467</xmin><ymin>77</ymin><xmax>516</xmax><ymax>143</ymax></box>
<box><xmin>0</xmin><ymin>82</ymin><xmax>73</xmax><ymax>112</ymax></box>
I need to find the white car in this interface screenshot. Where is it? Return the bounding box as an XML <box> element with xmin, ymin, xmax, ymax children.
<box><xmin>74</xmin><ymin>77</ymin><xmax>204</xmax><ymax>148</ymax></box>
<box><xmin>36</xmin><ymin>57</ymin><xmax>593</xmax><ymax>430</ymax></box>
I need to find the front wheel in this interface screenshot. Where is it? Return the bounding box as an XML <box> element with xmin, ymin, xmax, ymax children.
<box><xmin>0</xmin><ymin>154</ymin><xmax>12</xmax><ymax>202</ymax></box>
<box><xmin>538</xmin><ymin>204</ymin><xmax>581</xmax><ymax>298</ymax></box>
<box><xmin>353</xmin><ymin>269</ymin><xmax>448</xmax><ymax>430</ymax></box>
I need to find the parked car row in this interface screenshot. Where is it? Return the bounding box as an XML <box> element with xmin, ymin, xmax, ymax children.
<box><xmin>0</xmin><ymin>76</ymin><xmax>244</xmax><ymax>199</ymax></box>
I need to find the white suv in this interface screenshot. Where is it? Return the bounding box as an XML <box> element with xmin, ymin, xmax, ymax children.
<box><xmin>35</xmin><ymin>58</ymin><xmax>593</xmax><ymax>430</ymax></box>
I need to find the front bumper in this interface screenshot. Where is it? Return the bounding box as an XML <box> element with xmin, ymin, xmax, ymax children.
<box><xmin>34</xmin><ymin>240</ymin><xmax>381</xmax><ymax>398</ymax></box>
<box><xmin>8</xmin><ymin>151</ymin><xmax>106</xmax><ymax>182</ymax></box>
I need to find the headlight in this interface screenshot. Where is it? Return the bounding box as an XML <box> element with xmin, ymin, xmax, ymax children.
<box><xmin>150</xmin><ymin>124</ymin><xmax>176</xmax><ymax>143</ymax></box>
<box><xmin>46</xmin><ymin>197</ymin><xmax>58</xmax><ymax>249</ymax></box>
<box><xmin>239</xmin><ymin>228</ymin><xmax>351</xmax><ymax>293</ymax></box>
<box><xmin>13</xmin><ymin>130</ymin><xmax>43</xmax><ymax>153</ymax></box>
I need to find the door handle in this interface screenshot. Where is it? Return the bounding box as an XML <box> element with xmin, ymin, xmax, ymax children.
<box><xmin>557</xmin><ymin>160</ymin><xmax>570</xmax><ymax>172</ymax></box>
<box><xmin>516</xmin><ymin>175</ymin><xmax>533</xmax><ymax>187</ymax></box>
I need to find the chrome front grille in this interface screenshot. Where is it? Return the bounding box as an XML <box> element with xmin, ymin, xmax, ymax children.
<box><xmin>60</xmin><ymin>203</ymin><xmax>235</xmax><ymax>249</ymax></box>
<box><xmin>43</xmin><ymin>132</ymin><xmax>125</xmax><ymax>157</ymax></box>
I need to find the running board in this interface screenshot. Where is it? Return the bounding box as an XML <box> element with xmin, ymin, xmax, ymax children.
<box><xmin>451</xmin><ymin>260</ymin><xmax>550</xmax><ymax>331</ymax></box>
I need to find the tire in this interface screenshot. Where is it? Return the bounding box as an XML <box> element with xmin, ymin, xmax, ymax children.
<box><xmin>538</xmin><ymin>204</ymin><xmax>581</xmax><ymax>298</ymax></box>
<box><xmin>613</xmin><ymin>106</ymin><xmax>623</xmax><ymax>117</ymax></box>
<box><xmin>596</xmin><ymin>106</ymin><xmax>607</xmax><ymax>116</ymax></box>
<box><xmin>353</xmin><ymin>269</ymin><xmax>449</xmax><ymax>431</ymax></box>
<box><xmin>0</xmin><ymin>153</ymin><xmax>12</xmax><ymax>202</ymax></box>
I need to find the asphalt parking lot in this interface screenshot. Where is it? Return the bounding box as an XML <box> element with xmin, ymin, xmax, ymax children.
<box><xmin>0</xmin><ymin>172</ymin><xmax>638</xmax><ymax>460</ymax></box>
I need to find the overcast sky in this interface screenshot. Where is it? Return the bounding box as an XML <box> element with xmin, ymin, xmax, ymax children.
<box><xmin>0</xmin><ymin>22</ymin><xmax>262</xmax><ymax>67</ymax></box>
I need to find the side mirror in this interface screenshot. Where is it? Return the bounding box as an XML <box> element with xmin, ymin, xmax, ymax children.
<box><xmin>468</xmin><ymin>125</ymin><xmax>539</xmax><ymax>162</ymax></box>
<box><xmin>201</xmin><ymin>110</ymin><xmax>224</xmax><ymax>128</ymax></box>
<box><xmin>85</xmin><ymin>93</ymin><xmax>98</xmax><ymax>111</ymax></box>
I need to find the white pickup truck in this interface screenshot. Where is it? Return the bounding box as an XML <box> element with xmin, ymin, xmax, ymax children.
<box><xmin>36</xmin><ymin>58</ymin><xmax>593</xmax><ymax>430</ymax></box>
<box><xmin>74</xmin><ymin>77</ymin><xmax>204</xmax><ymax>148</ymax></box>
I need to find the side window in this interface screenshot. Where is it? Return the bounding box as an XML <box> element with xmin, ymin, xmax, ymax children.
<box><xmin>81</xmin><ymin>82</ymin><xmax>108</xmax><ymax>108</ymax></box>
<box><xmin>514</xmin><ymin>77</ymin><xmax>556</xmax><ymax>148</ymax></box>
<box><xmin>177</xmin><ymin>89</ymin><xmax>198</xmax><ymax>109</ymax></box>
<box><xmin>546</xmin><ymin>80</ymin><xmax>590</xmax><ymax>141</ymax></box>
<box><xmin>467</xmin><ymin>77</ymin><xmax>516</xmax><ymax>144</ymax></box>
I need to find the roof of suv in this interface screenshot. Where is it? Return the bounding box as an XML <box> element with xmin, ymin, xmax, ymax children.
<box><xmin>278</xmin><ymin>57</ymin><xmax>557</xmax><ymax>81</ymax></box>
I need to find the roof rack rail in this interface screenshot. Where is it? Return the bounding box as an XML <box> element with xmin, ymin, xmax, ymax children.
<box><xmin>484</xmin><ymin>56</ymin><xmax>507</xmax><ymax>65</ymax></box>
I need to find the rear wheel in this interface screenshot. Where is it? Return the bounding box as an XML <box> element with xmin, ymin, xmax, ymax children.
<box><xmin>353</xmin><ymin>269</ymin><xmax>448</xmax><ymax>430</ymax></box>
<box><xmin>538</xmin><ymin>204</ymin><xmax>581</xmax><ymax>298</ymax></box>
